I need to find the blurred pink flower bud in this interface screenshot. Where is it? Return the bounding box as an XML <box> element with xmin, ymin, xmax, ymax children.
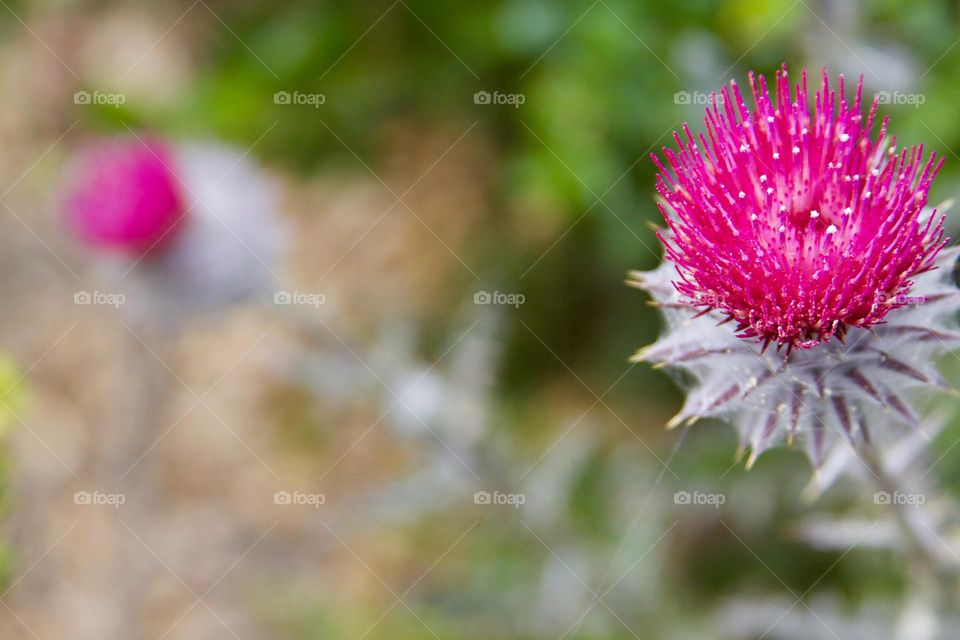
<box><xmin>63</xmin><ymin>134</ymin><xmax>286</xmax><ymax>328</ymax></box>
<box><xmin>64</xmin><ymin>137</ymin><xmax>186</xmax><ymax>256</ymax></box>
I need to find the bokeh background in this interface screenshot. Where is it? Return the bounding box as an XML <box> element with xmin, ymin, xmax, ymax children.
<box><xmin>0</xmin><ymin>0</ymin><xmax>959</xmax><ymax>637</ymax></box>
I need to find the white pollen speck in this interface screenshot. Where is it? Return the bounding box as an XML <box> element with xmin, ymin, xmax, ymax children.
<box><xmin>767</xmin><ymin>116</ymin><xmax>775</xmax><ymax>123</ymax></box>
<box><xmin>839</xmin><ymin>133</ymin><xmax>850</xmax><ymax>142</ymax></box>
<box><xmin>739</xmin><ymin>144</ymin><xmax>749</xmax><ymax>152</ymax></box>
<box><xmin>773</xmin><ymin>152</ymin><xmax>780</xmax><ymax>159</ymax></box>
<box><xmin>759</xmin><ymin>174</ymin><xmax>767</xmax><ymax>182</ymax></box>
<box><xmin>801</xmin><ymin>128</ymin><xmax>808</xmax><ymax>135</ymax></box>
<box><xmin>864</xmin><ymin>191</ymin><xmax>872</xmax><ymax>198</ymax></box>
<box><xmin>826</xmin><ymin>224</ymin><xmax>838</xmax><ymax>234</ymax></box>
<box><xmin>792</xmin><ymin>146</ymin><xmax>800</xmax><ymax>155</ymax></box>
<box><xmin>810</xmin><ymin>210</ymin><xmax>820</xmax><ymax>219</ymax></box>
<box><xmin>843</xmin><ymin>207</ymin><xmax>853</xmax><ymax>215</ymax></box>
<box><xmin>750</xmin><ymin>213</ymin><xmax>758</xmax><ymax>221</ymax></box>
<box><xmin>738</xmin><ymin>191</ymin><xmax>746</xmax><ymax>198</ymax></box>
<box><xmin>778</xmin><ymin>225</ymin><xmax>786</xmax><ymax>232</ymax></box>
<box><xmin>871</xmin><ymin>169</ymin><xmax>880</xmax><ymax>176</ymax></box>
<box><xmin>779</xmin><ymin>205</ymin><xmax>786</xmax><ymax>212</ymax></box>
<box><xmin>766</xmin><ymin>187</ymin><xmax>774</xmax><ymax>195</ymax></box>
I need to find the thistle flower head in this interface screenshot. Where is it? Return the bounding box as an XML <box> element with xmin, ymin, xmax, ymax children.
<box><xmin>64</xmin><ymin>137</ymin><xmax>185</xmax><ymax>255</ymax></box>
<box><xmin>62</xmin><ymin>137</ymin><xmax>286</xmax><ymax>328</ymax></box>
<box><xmin>633</xmin><ymin>66</ymin><xmax>959</xmax><ymax>476</ymax></box>
<box><xmin>654</xmin><ymin>65</ymin><xmax>945</xmax><ymax>350</ymax></box>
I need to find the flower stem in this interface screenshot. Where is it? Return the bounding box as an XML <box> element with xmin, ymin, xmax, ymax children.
<box><xmin>861</xmin><ymin>441</ymin><xmax>959</xmax><ymax>634</ymax></box>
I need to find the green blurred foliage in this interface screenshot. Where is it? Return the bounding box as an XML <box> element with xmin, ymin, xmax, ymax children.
<box><xmin>0</xmin><ymin>354</ymin><xmax>22</xmax><ymax>590</ymax></box>
<box><xmin>0</xmin><ymin>354</ymin><xmax>23</xmax><ymax>436</ymax></box>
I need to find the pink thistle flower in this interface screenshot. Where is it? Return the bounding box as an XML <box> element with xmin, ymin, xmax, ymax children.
<box><xmin>62</xmin><ymin>136</ymin><xmax>286</xmax><ymax>328</ymax></box>
<box><xmin>64</xmin><ymin>137</ymin><xmax>186</xmax><ymax>256</ymax></box>
<box><xmin>631</xmin><ymin>66</ymin><xmax>959</xmax><ymax>477</ymax></box>
<box><xmin>655</xmin><ymin>65</ymin><xmax>946</xmax><ymax>350</ymax></box>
